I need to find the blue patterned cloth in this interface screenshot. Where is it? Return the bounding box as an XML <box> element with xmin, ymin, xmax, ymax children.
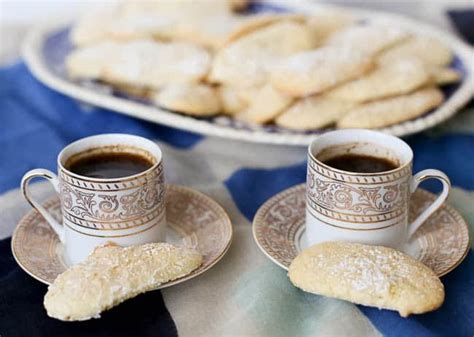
<box><xmin>1</xmin><ymin>12</ymin><xmax>474</xmax><ymax>337</ymax></box>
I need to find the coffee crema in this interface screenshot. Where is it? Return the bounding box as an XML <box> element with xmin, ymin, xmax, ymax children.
<box><xmin>66</xmin><ymin>149</ymin><xmax>154</xmax><ymax>179</ymax></box>
<box><xmin>322</xmin><ymin>154</ymin><xmax>398</xmax><ymax>173</ymax></box>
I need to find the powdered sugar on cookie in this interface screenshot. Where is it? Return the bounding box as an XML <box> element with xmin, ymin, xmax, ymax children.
<box><xmin>289</xmin><ymin>242</ymin><xmax>444</xmax><ymax>317</ymax></box>
<box><xmin>44</xmin><ymin>243</ymin><xmax>202</xmax><ymax>321</ymax></box>
<box><xmin>68</xmin><ymin>39</ymin><xmax>211</xmax><ymax>89</ymax></box>
<box><xmin>270</xmin><ymin>46</ymin><xmax>374</xmax><ymax>97</ymax></box>
<box><xmin>326</xmin><ymin>24</ymin><xmax>409</xmax><ymax>56</ymax></box>
<box><xmin>327</xmin><ymin>58</ymin><xmax>430</xmax><ymax>102</ymax></box>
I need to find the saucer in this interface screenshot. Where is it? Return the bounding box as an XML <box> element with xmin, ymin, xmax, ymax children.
<box><xmin>12</xmin><ymin>184</ymin><xmax>233</xmax><ymax>287</ymax></box>
<box><xmin>253</xmin><ymin>184</ymin><xmax>470</xmax><ymax>277</ymax></box>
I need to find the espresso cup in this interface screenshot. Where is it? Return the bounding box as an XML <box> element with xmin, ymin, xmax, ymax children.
<box><xmin>306</xmin><ymin>129</ymin><xmax>450</xmax><ymax>251</ymax></box>
<box><xmin>21</xmin><ymin>134</ymin><xmax>166</xmax><ymax>265</ymax></box>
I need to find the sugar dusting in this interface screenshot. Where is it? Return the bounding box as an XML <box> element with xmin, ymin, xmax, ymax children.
<box><xmin>44</xmin><ymin>243</ymin><xmax>202</xmax><ymax>321</ymax></box>
<box><xmin>68</xmin><ymin>39</ymin><xmax>211</xmax><ymax>89</ymax></box>
<box><xmin>328</xmin><ymin>247</ymin><xmax>410</xmax><ymax>295</ymax></box>
<box><xmin>276</xmin><ymin>46</ymin><xmax>369</xmax><ymax>75</ymax></box>
<box><xmin>307</xmin><ymin>243</ymin><xmax>425</xmax><ymax>297</ymax></box>
<box><xmin>326</xmin><ymin>24</ymin><xmax>409</xmax><ymax>56</ymax></box>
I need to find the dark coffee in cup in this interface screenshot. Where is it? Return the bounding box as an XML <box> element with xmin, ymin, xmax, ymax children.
<box><xmin>322</xmin><ymin>153</ymin><xmax>398</xmax><ymax>173</ymax></box>
<box><xmin>65</xmin><ymin>146</ymin><xmax>155</xmax><ymax>179</ymax></box>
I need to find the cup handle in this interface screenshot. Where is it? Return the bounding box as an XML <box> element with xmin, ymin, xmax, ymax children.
<box><xmin>21</xmin><ymin>169</ymin><xmax>65</xmax><ymax>243</ymax></box>
<box><xmin>407</xmin><ymin>169</ymin><xmax>451</xmax><ymax>238</ymax></box>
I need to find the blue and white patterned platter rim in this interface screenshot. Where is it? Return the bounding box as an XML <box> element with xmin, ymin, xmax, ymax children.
<box><xmin>22</xmin><ymin>0</ymin><xmax>474</xmax><ymax>146</ymax></box>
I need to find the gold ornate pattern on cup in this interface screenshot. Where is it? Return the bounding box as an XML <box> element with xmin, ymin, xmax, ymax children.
<box><xmin>306</xmin><ymin>200</ymin><xmax>406</xmax><ymax>224</ymax></box>
<box><xmin>61</xmin><ymin>212</ymin><xmax>166</xmax><ymax>238</ymax></box>
<box><xmin>62</xmin><ymin>207</ymin><xmax>163</xmax><ymax>230</ymax></box>
<box><xmin>307</xmin><ymin>172</ymin><xmax>408</xmax><ymax>211</ymax></box>
<box><xmin>306</xmin><ymin>206</ymin><xmax>407</xmax><ymax>231</ymax></box>
<box><xmin>306</xmin><ymin>163</ymin><xmax>410</xmax><ymax>225</ymax></box>
<box><xmin>60</xmin><ymin>181</ymin><xmax>164</xmax><ymax>221</ymax></box>
<box><xmin>11</xmin><ymin>184</ymin><xmax>233</xmax><ymax>286</ymax></box>
<box><xmin>252</xmin><ymin>184</ymin><xmax>470</xmax><ymax>277</ymax></box>
<box><xmin>58</xmin><ymin>164</ymin><xmax>165</xmax><ymax>230</ymax></box>
<box><xmin>307</xmin><ymin>174</ymin><xmax>407</xmax><ymax>211</ymax></box>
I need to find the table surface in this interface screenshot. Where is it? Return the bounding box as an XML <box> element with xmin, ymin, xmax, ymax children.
<box><xmin>0</xmin><ymin>2</ymin><xmax>473</xmax><ymax>337</ymax></box>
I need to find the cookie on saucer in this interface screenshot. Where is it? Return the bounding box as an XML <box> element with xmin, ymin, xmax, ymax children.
<box><xmin>44</xmin><ymin>242</ymin><xmax>202</xmax><ymax>321</ymax></box>
<box><xmin>288</xmin><ymin>241</ymin><xmax>444</xmax><ymax>317</ymax></box>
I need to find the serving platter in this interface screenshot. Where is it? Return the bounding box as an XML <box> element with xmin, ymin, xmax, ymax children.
<box><xmin>22</xmin><ymin>1</ymin><xmax>474</xmax><ymax>146</ymax></box>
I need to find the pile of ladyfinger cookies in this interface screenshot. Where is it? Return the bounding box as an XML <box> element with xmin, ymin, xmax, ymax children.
<box><xmin>66</xmin><ymin>0</ymin><xmax>461</xmax><ymax>130</ymax></box>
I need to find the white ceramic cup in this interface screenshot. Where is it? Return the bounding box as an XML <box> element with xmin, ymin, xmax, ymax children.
<box><xmin>21</xmin><ymin>134</ymin><xmax>166</xmax><ymax>265</ymax></box>
<box><xmin>306</xmin><ymin>129</ymin><xmax>451</xmax><ymax>251</ymax></box>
